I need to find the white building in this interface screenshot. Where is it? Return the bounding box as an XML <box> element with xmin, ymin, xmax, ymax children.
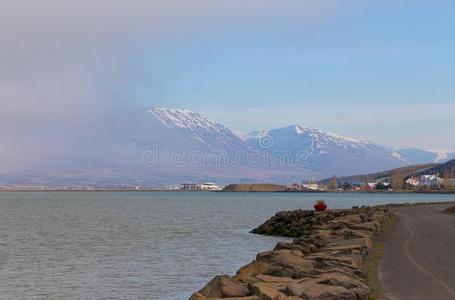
<box><xmin>181</xmin><ymin>182</ymin><xmax>222</xmax><ymax>191</ymax></box>
<box><xmin>419</xmin><ymin>175</ymin><xmax>444</xmax><ymax>187</ymax></box>
<box><xmin>302</xmin><ymin>183</ymin><xmax>319</xmax><ymax>191</ymax></box>
<box><xmin>405</xmin><ymin>175</ymin><xmax>445</xmax><ymax>188</ymax></box>
<box><xmin>181</xmin><ymin>183</ymin><xmax>200</xmax><ymax>190</ymax></box>
<box><xmin>405</xmin><ymin>177</ymin><xmax>420</xmax><ymax>187</ymax></box>
<box><xmin>367</xmin><ymin>183</ymin><xmax>377</xmax><ymax>190</ymax></box>
<box><xmin>199</xmin><ymin>182</ymin><xmax>222</xmax><ymax>191</ymax></box>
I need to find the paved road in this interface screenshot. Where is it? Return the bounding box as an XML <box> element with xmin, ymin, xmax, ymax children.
<box><xmin>379</xmin><ymin>202</ymin><xmax>455</xmax><ymax>300</ymax></box>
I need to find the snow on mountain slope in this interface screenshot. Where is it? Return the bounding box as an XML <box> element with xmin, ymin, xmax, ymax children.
<box><xmin>397</xmin><ymin>148</ymin><xmax>455</xmax><ymax>164</ymax></box>
<box><xmin>137</xmin><ymin>108</ymin><xmax>309</xmax><ymax>183</ymax></box>
<box><xmin>146</xmin><ymin>108</ymin><xmax>248</xmax><ymax>151</ymax></box>
<box><xmin>149</xmin><ymin>108</ymin><xmax>225</xmax><ymax>133</ymax></box>
<box><xmin>4</xmin><ymin>107</ymin><xmax>452</xmax><ymax>187</ymax></box>
<box><xmin>243</xmin><ymin>125</ymin><xmax>408</xmax><ymax>176</ymax></box>
<box><xmin>100</xmin><ymin>110</ymin><xmax>455</xmax><ymax>181</ymax></box>
<box><xmin>434</xmin><ymin>151</ymin><xmax>455</xmax><ymax>163</ymax></box>
<box><xmin>397</xmin><ymin>148</ymin><xmax>439</xmax><ymax>165</ymax></box>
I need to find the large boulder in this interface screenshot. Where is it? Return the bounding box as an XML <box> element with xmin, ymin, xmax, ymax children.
<box><xmin>249</xmin><ymin>282</ymin><xmax>293</xmax><ymax>300</ymax></box>
<box><xmin>236</xmin><ymin>261</ymin><xmax>272</xmax><ymax>281</ymax></box>
<box><xmin>192</xmin><ymin>275</ymin><xmax>250</xmax><ymax>299</ymax></box>
<box><xmin>284</xmin><ymin>282</ymin><xmax>361</xmax><ymax>300</ymax></box>
<box><xmin>256</xmin><ymin>250</ymin><xmax>314</xmax><ymax>278</ymax></box>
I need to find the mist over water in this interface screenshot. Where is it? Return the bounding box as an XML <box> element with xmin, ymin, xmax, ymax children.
<box><xmin>0</xmin><ymin>192</ymin><xmax>454</xmax><ymax>299</ymax></box>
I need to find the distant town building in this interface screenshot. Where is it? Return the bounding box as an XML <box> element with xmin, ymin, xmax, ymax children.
<box><xmin>419</xmin><ymin>175</ymin><xmax>444</xmax><ymax>188</ymax></box>
<box><xmin>405</xmin><ymin>177</ymin><xmax>420</xmax><ymax>188</ymax></box>
<box><xmin>376</xmin><ymin>182</ymin><xmax>391</xmax><ymax>190</ymax></box>
<box><xmin>405</xmin><ymin>175</ymin><xmax>444</xmax><ymax>189</ymax></box>
<box><xmin>302</xmin><ymin>183</ymin><xmax>319</xmax><ymax>191</ymax></box>
<box><xmin>290</xmin><ymin>183</ymin><xmax>301</xmax><ymax>190</ymax></box>
<box><xmin>358</xmin><ymin>182</ymin><xmax>392</xmax><ymax>191</ymax></box>
<box><xmin>180</xmin><ymin>182</ymin><xmax>222</xmax><ymax>191</ymax></box>
<box><xmin>199</xmin><ymin>182</ymin><xmax>222</xmax><ymax>191</ymax></box>
<box><xmin>180</xmin><ymin>183</ymin><xmax>200</xmax><ymax>190</ymax></box>
<box><xmin>366</xmin><ymin>183</ymin><xmax>377</xmax><ymax>190</ymax></box>
<box><xmin>288</xmin><ymin>182</ymin><xmax>320</xmax><ymax>191</ymax></box>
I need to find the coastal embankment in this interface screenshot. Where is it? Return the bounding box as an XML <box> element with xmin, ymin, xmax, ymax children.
<box><xmin>223</xmin><ymin>184</ymin><xmax>286</xmax><ymax>192</ymax></box>
<box><xmin>190</xmin><ymin>205</ymin><xmax>390</xmax><ymax>300</ymax></box>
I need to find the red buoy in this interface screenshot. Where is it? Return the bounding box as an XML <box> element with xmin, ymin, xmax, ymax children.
<box><xmin>314</xmin><ymin>200</ymin><xmax>327</xmax><ymax>212</ymax></box>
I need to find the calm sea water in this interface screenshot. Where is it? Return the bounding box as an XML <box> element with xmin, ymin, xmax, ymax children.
<box><xmin>0</xmin><ymin>192</ymin><xmax>453</xmax><ymax>300</ymax></box>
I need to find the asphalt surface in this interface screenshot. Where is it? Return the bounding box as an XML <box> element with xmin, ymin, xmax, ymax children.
<box><xmin>379</xmin><ymin>202</ymin><xmax>455</xmax><ymax>300</ymax></box>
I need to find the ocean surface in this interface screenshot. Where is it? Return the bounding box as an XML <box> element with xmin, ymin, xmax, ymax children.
<box><xmin>0</xmin><ymin>192</ymin><xmax>454</xmax><ymax>300</ymax></box>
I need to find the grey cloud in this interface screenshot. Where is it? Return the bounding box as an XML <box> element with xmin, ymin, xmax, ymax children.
<box><xmin>0</xmin><ymin>0</ymin><xmax>338</xmax><ymax>174</ymax></box>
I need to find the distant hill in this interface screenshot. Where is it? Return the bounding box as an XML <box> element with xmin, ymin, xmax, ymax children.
<box><xmin>223</xmin><ymin>184</ymin><xmax>286</xmax><ymax>192</ymax></box>
<box><xmin>412</xmin><ymin>159</ymin><xmax>455</xmax><ymax>177</ymax></box>
<box><xmin>319</xmin><ymin>163</ymin><xmax>438</xmax><ymax>185</ymax></box>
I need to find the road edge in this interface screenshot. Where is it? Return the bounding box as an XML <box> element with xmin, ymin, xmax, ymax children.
<box><xmin>362</xmin><ymin>213</ymin><xmax>397</xmax><ymax>300</ymax></box>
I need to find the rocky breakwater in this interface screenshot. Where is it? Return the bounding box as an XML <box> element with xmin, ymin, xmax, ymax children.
<box><xmin>190</xmin><ymin>206</ymin><xmax>389</xmax><ymax>300</ymax></box>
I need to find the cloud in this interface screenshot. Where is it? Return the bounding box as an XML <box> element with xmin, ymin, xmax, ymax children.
<box><xmin>0</xmin><ymin>0</ymin><xmax>338</xmax><ymax>120</ymax></box>
<box><xmin>0</xmin><ymin>0</ymin><xmax>341</xmax><ymax>173</ymax></box>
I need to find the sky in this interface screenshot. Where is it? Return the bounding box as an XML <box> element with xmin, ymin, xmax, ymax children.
<box><xmin>1</xmin><ymin>0</ymin><xmax>455</xmax><ymax>169</ymax></box>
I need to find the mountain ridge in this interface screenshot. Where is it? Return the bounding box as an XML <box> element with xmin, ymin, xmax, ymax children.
<box><xmin>242</xmin><ymin>124</ymin><xmax>408</xmax><ymax>176</ymax></box>
<box><xmin>318</xmin><ymin>163</ymin><xmax>438</xmax><ymax>185</ymax></box>
<box><xmin>241</xmin><ymin>126</ymin><xmax>454</xmax><ymax>166</ymax></box>
<box><xmin>1</xmin><ymin>107</ymin><xmax>453</xmax><ymax>187</ymax></box>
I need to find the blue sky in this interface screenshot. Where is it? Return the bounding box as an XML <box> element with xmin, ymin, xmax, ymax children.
<box><xmin>125</xmin><ymin>1</ymin><xmax>455</xmax><ymax>150</ymax></box>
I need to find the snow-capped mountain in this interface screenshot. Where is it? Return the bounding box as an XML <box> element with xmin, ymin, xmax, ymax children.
<box><xmin>146</xmin><ymin>108</ymin><xmax>246</xmax><ymax>152</ymax></box>
<box><xmin>2</xmin><ymin>107</ymin><xmax>453</xmax><ymax>187</ymax></box>
<box><xmin>242</xmin><ymin>125</ymin><xmax>409</xmax><ymax>176</ymax></box>
<box><xmin>397</xmin><ymin>148</ymin><xmax>455</xmax><ymax>165</ymax></box>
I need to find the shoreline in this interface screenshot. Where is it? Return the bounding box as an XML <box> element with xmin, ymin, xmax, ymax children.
<box><xmin>190</xmin><ymin>201</ymin><xmax>454</xmax><ymax>300</ymax></box>
<box><xmin>1</xmin><ymin>189</ymin><xmax>455</xmax><ymax>194</ymax></box>
<box><xmin>190</xmin><ymin>205</ymin><xmax>392</xmax><ymax>300</ymax></box>
<box><xmin>0</xmin><ymin>189</ymin><xmax>218</xmax><ymax>192</ymax></box>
